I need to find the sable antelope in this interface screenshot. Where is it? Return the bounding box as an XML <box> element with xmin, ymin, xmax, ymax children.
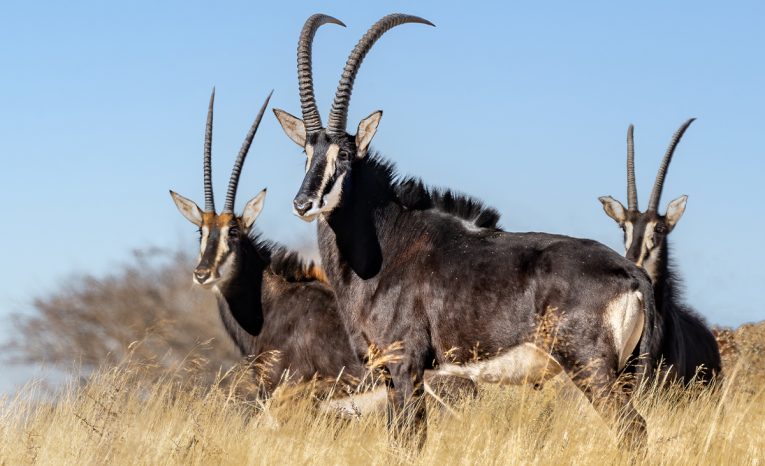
<box><xmin>169</xmin><ymin>89</ymin><xmax>367</xmax><ymax>394</ymax></box>
<box><xmin>273</xmin><ymin>13</ymin><xmax>661</xmax><ymax>449</ymax></box>
<box><xmin>598</xmin><ymin>120</ymin><xmax>721</xmax><ymax>385</ymax></box>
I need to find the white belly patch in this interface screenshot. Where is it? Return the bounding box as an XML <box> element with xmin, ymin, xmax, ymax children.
<box><xmin>435</xmin><ymin>343</ymin><xmax>562</xmax><ymax>385</ymax></box>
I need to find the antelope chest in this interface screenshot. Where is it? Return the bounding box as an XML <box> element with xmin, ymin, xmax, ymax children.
<box><xmin>435</xmin><ymin>343</ymin><xmax>561</xmax><ymax>385</ymax></box>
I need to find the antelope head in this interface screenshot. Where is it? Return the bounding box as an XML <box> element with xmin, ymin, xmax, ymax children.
<box><xmin>273</xmin><ymin>13</ymin><xmax>434</xmax><ymax>221</ymax></box>
<box><xmin>599</xmin><ymin>119</ymin><xmax>695</xmax><ymax>279</ymax></box>
<box><xmin>170</xmin><ymin>89</ymin><xmax>272</xmax><ymax>287</ymax></box>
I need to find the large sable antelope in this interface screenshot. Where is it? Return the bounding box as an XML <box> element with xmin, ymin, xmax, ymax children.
<box><xmin>169</xmin><ymin>90</ymin><xmax>367</xmax><ymax>395</ymax></box>
<box><xmin>598</xmin><ymin>120</ymin><xmax>721</xmax><ymax>385</ymax></box>
<box><xmin>273</xmin><ymin>13</ymin><xmax>661</xmax><ymax>448</ymax></box>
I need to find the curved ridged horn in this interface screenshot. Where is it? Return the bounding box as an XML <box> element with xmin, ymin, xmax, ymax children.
<box><xmin>204</xmin><ymin>88</ymin><xmax>216</xmax><ymax>212</ymax></box>
<box><xmin>326</xmin><ymin>13</ymin><xmax>434</xmax><ymax>134</ymax></box>
<box><xmin>647</xmin><ymin>118</ymin><xmax>695</xmax><ymax>212</ymax></box>
<box><xmin>222</xmin><ymin>91</ymin><xmax>274</xmax><ymax>213</ymax></box>
<box><xmin>626</xmin><ymin>124</ymin><xmax>638</xmax><ymax>211</ymax></box>
<box><xmin>298</xmin><ymin>14</ymin><xmax>346</xmax><ymax>133</ymax></box>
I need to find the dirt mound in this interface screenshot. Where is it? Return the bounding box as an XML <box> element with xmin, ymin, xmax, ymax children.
<box><xmin>713</xmin><ymin>320</ymin><xmax>765</xmax><ymax>397</ymax></box>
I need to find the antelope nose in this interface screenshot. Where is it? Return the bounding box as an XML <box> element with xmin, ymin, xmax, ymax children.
<box><xmin>194</xmin><ymin>267</ymin><xmax>211</xmax><ymax>283</ymax></box>
<box><xmin>293</xmin><ymin>197</ymin><xmax>313</xmax><ymax>216</ymax></box>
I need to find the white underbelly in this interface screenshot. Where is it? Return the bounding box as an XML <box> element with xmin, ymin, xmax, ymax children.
<box><xmin>435</xmin><ymin>343</ymin><xmax>562</xmax><ymax>385</ymax></box>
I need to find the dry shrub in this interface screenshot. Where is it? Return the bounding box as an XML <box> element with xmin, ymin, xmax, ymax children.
<box><xmin>714</xmin><ymin>322</ymin><xmax>765</xmax><ymax>398</ymax></box>
<box><xmin>3</xmin><ymin>248</ymin><xmax>242</xmax><ymax>386</ymax></box>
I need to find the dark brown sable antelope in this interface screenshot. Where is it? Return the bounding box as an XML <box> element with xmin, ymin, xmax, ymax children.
<box><xmin>273</xmin><ymin>13</ymin><xmax>661</xmax><ymax>448</ymax></box>
<box><xmin>599</xmin><ymin>120</ymin><xmax>721</xmax><ymax>385</ymax></box>
<box><xmin>169</xmin><ymin>89</ymin><xmax>367</xmax><ymax>395</ymax></box>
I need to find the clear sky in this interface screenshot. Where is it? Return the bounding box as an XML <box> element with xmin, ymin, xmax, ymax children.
<box><xmin>1</xmin><ymin>0</ymin><xmax>763</xmax><ymax>337</ymax></box>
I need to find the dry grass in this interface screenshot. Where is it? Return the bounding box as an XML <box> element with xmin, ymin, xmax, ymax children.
<box><xmin>1</xmin><ymin>353</ymin><xmax>763</xmax><ymax>466</ymax></box>
<box><xmin>3</xmin><ymin>249</ymin><xmax>764</xmax><ymax>464</ymax></box>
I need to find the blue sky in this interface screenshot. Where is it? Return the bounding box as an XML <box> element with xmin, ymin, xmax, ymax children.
<box><xmin>1</xmin><ymin>0</ymin><xmax>763</xmax><ymax>349</ymax></box>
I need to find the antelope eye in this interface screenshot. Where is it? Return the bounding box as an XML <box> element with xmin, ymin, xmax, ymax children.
<box><xmin>655</xmin><ymin>224</ymin><xmax>666</xmax><ymax>234</ymax></box>
<box><xmin>338</xmin><ymin>150</ymin><xmax>350</xmax><ymax>159</ymax></box>
<box><xmin>228</xmin><ymin>226</ymin><xmax>240</xmax><ymax>237</ymax></box>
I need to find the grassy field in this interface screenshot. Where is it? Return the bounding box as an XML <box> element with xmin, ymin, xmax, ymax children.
<box><xmin>0</xmin><ymin>353</ymin><xmax>763</xmax><ymax>466</ymax></box>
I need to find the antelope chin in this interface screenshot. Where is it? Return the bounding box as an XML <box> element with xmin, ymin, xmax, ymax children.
<box><xmin>294</xmin><ymin>205</ymin><xmax>322</xmax><ymax>222</ymax></box>
<box><xmin>193</xmin><ymin>276</ymin><xmax>221</xmax><ymax>288</ymax></box>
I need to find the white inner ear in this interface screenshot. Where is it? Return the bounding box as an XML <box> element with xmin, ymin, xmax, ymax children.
<box><xmin>242</xmin><ymin>189</ymin><xmax>267</xmax><ymax>229</ymax></box>
<box><xmin>665</xmin><ymin>195</ymin><xmax>688</xmax><ymax>230</ymax></box>
<box><xmin>170</xmin><ymin>191</ymin><xmax>203</xmax><ymax>226</ymax></box>
<box><xmin>598</xmin><ymin>196</ymin><xmax>627</xmax><ymax>225</ymax></box>
<box><xmin>356</xmin><ymin>111</ymin><xmax>382</xmax><ymax>157</ymax></box>
<box><xmin>273</xmin><ymin>109</ymin><xmax>307</xmax><ymax>147</ymax></box>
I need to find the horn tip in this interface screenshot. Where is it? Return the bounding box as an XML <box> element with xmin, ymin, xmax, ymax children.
<box><xmin>407</xmin><ymin>15</ymin><xmax>436</xmax><ymax>27</ymax></box>
<box><xmin>261</xmin><ymin>90</ymin><xmax>274</xmax><ymax>108</ymax></box>
<box><xmin>329</xmin><ymin>16</ymin><xmax>346</xmax><ymax>27</ymax></box>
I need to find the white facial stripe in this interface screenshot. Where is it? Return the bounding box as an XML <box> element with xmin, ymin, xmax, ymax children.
<box><xmin>305</xmin><ymin>145</ymin><xmax>314</xmax><ymax>173</ymax></box>
<box><xmin>640</xmin><ymin>221</ymin><xmax>660</xmax><ymax>281</ymax></box>
<box><xmin>633</xmin><ymin>221</ymin><xmax>662</xmax><ymax>284</ymax></box>
<box><xmin>624</xmin><ymin>222</ymin><xmax>634</xmax><ymax>253</ymax></box>
<box><xmin>215</xmin><ymin>226</ymin><xmax>230</xmax><ymax>265</ymax></box>
<box><xmin>320</xmin><ymin>172</ymin><xmax>346</xmax><ymax>214</ymax></box>
<box><xmin>641</xmin><ymin>221</ymin><xmax>657</xmax><ymax>259</ymax></box>
<box><xmin>199</xmin><ymin>226</ymin><xmax>210</xmax><ymax>260</ymax></box>
<box><xmin>317</xmin><ymin>144</ymin><xmax>339</xmax><ymax>198</ymax></box>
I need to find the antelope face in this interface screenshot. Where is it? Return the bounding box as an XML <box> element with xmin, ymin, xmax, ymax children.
<box><xmin>273</xmin><ymin>109</ymin><xmax>382</xmax><ymax>222</ymax></box>
<box><xmin>600</xmin><ymin>119</ymin><xmax>694</xmax><ymax>281</ymax></box>
<box><xmin>599</xmin><ymin>195</ymin><xmax>687</xmax><ymax>280</ymax></box>
<box><xmin>169</xmin><ymin>189</ymin><xmax>266</xmax><ymax>287</ymax></box>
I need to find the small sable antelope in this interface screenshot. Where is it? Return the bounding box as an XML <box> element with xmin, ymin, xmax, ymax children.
<box><xmin>273</xmin><ymin>13</ymin><xmax>661</xmax><ymax>449</ymax></box>
<box><xmin>599</xmin><ymin>120</ymin><xmax>721</xmax><ymax>385</ymax></box>
<box><xmin>169</xmin><ymin>89</ymin><xmax>367</xmax><ymax>394</ymax></box>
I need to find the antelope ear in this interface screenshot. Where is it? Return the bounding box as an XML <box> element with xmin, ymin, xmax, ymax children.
<box><xmin>242</xmin><ymin>188</ymin><xmax>267</xmax><ymax>229</ymax></box>
<box><xmin>273</xmin><ymin>109</ymin><xmax>306</xmax><ymax>147</ymax></box>
<box><xmin>665</xmin><ymin>195</ymin><xmax>688</xmax><ymax>231</ymax></box>
<box><xmin>356</xmin><ymin>110</ymin><xmax>382</xmax><ymax>157</ymax></box>
<box><xmin>170</xmin><ymin>190</ymin><xmax>203</xmax><ymax>226</ymax></box>
<box><xmin>598</xmin><ymin>196</ymin><xmax>627</xmax><ymax>225</ymax></box>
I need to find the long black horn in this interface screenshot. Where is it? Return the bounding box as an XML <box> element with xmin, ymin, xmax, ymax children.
<box><xmin>326</xmin><ymin>13</ymin><xmax>434</xmax><ymax>134</ymax></box>
<box><xmin>298</xmin><ymin>14</ymin><xmax>345</xmax><ymax>134</ymax></box>
<box><xmin>204</xmin><ymin>88</ymin><xmax>216</xmax><ymax>212</ymax></box>
<box><xmin>647</xmin><ymin>118</ymin><xmax>695</xmax><ymax>212</ymax></box>
<box><xmin>222</xmin><ymin>91</ymin><xmax>273</xmax><ymax>213</ymax></box>
<box><xmin>626</xmin><ymin>124</ymin><xmax>638</xmax><ymax>211</ymax></box>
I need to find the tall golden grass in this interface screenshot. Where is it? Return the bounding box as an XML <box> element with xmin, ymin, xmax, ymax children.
<box><xmin>4</xmin><ymin>249</ymin><xmax>763</xmax><ymax>464</ymax></box>
<box><xmin>1</xmin><ymin>351</ymin><xmax>762</xmax><ymax>466</ymax></box>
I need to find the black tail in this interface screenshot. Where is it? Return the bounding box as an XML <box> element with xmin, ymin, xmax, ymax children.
<box><xmin>635</xmin><ymin>276</ymin><xmax>662</xmax><ymax>384</ymax></box>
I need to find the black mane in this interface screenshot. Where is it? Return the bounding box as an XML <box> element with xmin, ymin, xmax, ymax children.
<box><xmin>364</xmin><ymin>154</ymin><xmax>502</xmax><ymax>229</ymax></box>
<box><xmin>249</xmin><ymin>234</ymin><xmax>326</xmax><ymax>284</ymax></box>
<box><xmin>653</xmin><ymin>240</ymin><xmax>720</xmax><ymax>383</ymax></box>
